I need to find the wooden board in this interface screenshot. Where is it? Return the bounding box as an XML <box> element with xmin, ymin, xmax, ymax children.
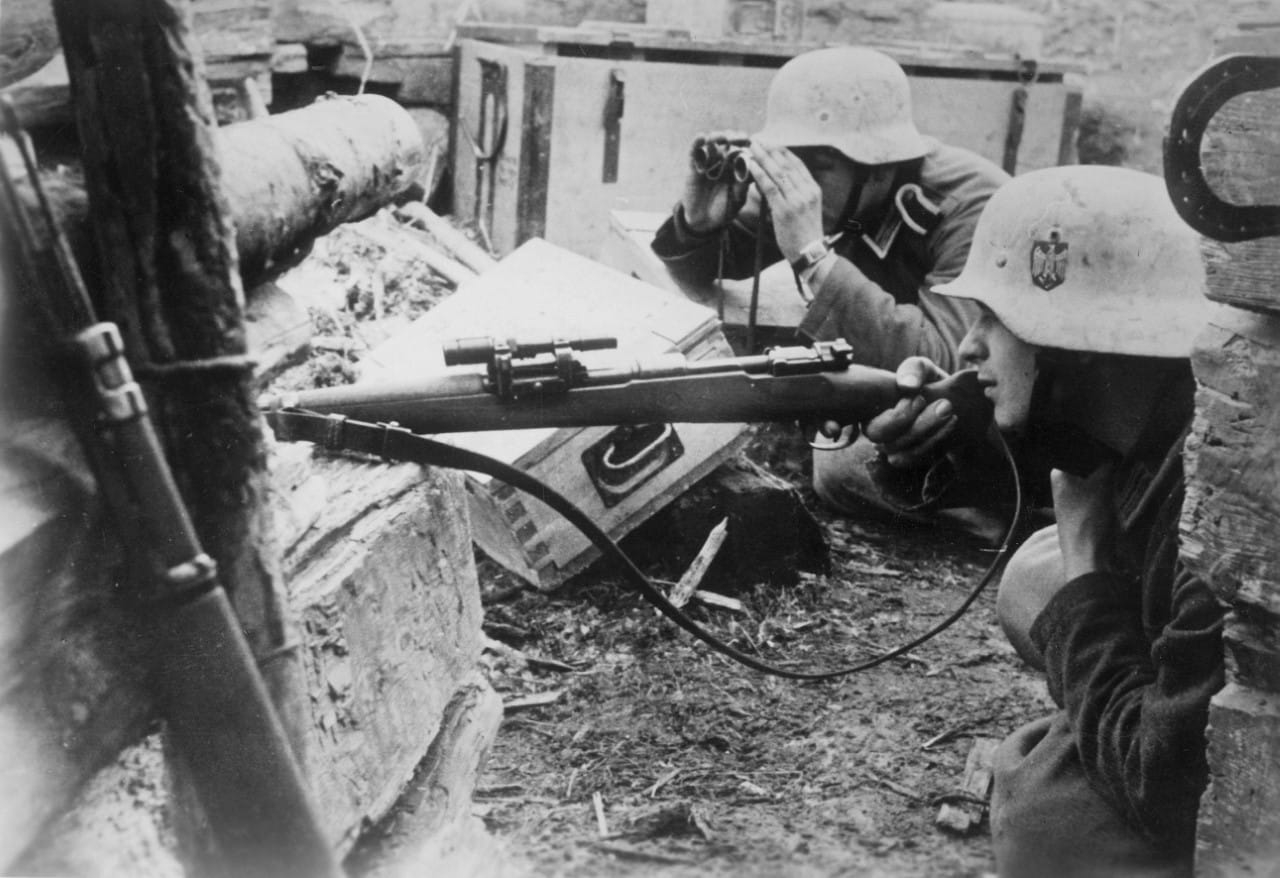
<box><xmin>453</xmin><ymin>36</ymin><xmax>1081</xmax><ymax>260</ymax></box>
<box><xmin>1197</xmin><ymin>82</ymin><xmax>1280</xmax><ymax>315</ymax></box>
<box><xmin>271</xmin><ymin>440</ymin><xmax>492</xmax><ymax>855</ymax></box>
<box><xmin>600</xmin><ymin>209</ymin><xmax>812</xmax><ymax>348</ymax></box>
<box><xmin>1195</xmin><ymin>684</ymin><xmax>1280</xmax><ymax>877</ymax></box>
<box><xmin>0</xmin><ymin>418</ymin><xmax>153</xmax><ymax>868</ymax></box>
<box><xmin>1181</xmin><ymin>307</ymin><xmax>1280</xmax><ymax>692</ymax></box>
<box><xmin>357</xmin><ymin>238</ymin><xmax>752</xmax><ymax>589</ymax></box>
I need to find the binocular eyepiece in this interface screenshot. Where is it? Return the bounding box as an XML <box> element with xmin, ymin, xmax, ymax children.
<box><xmin>691</xmin><ymin>140</ymin><xmax>752</xmax><ymax>184</ymax></box>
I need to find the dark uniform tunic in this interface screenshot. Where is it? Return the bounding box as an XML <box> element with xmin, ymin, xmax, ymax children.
<box><xmin>992</xmin><ymin>409</ymin><xmax>1225</xmax><ymax>877</ymax></box>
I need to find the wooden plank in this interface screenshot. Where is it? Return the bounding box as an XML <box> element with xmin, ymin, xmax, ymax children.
<box><xmin>1198</xmin><ymin>83</ymin><xmax>1280</xmax><ymax>314</ymax></box>
<box><xmin>343</xmin><ymin>681</ymin><xmax>507</xmax><ymax>876</ymax></box>
<box><xmin>3</xmin><ymin>436</ymin><xmax>494</xmax><ymax>869</ymax></box>
<box><xmin>1195</xmin><ymin>684</ymin><xmax>1280</xmax><ymax>877</ymax></box>
<box><xmin>517</xmin><ymin>59</ymin><xmax>556</xmax><ymax>246</ymax></box>
<box><xmin>935</xmin><ymin>736</ymin><xmax>999</xmax><ymax>835</ymax></box>
<box><xmin>460</xmin><ymin>43</ymin><xmax>1071</xmax><ymax>260</ymax></box>
<box><xmin>244</xmin><ymin>280</ymin><xmax>313</xmax><ymax>385</ymax></box>
<box><xmin>272</xmin><ymin>441</ymin><xmax>489</xmax><ymax>856</ymax></box>
<box><xmin>454</xmin><ymin>23</ymin><xmax>1082</xmax><ymax>74</ymax></box>
<box><xmin>0</xmin><ymin>420</ymin><xmax>153</xmax><ymax>868</ymax></box>
<box><xmin>275</xmin><ymin>0</ymin><xmax>456</xmax><ymax>47</ymax></box>
<box><xmin>598</xmin><ymin>209</ymin><xmax>809</xmax><ymax>346</ymax></box>
<box><xmin>331</xmin><ymin>50</ymin><xmax>454</xmax><ymax>106</ymax></box>
<box><xmin>191</xmin><ymin>0</ymin><xmax>273</xmax><ymax>60</ymax></box>
<box><xmin>1181</xmin><ymin>307</ymin><xmax>1280</xmax><ymax>692</ymax></box>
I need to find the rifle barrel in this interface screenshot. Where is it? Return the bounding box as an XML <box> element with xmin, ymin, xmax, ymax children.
<box><xmin>263</xmin><ymin>361</ymin><xmax>903</xmax><ymax>436</ymax></box>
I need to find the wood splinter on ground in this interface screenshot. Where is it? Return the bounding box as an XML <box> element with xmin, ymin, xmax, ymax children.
<box><xmin>935</xmin><ymin>736</ymin><xmax>1000</xmax><ymax>835</ymax></box>
<box><xmin>669</xmin><ymin>518</ymin><xmax>729</xmax><ymax>609</ymax></box>
<box><xmin>593</xmin><ymin>792</ymin><xmax>609</xmax><ymax>837</ymax></box>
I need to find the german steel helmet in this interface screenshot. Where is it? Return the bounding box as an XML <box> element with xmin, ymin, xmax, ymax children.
<box><xmin>933</xmin><ymin>165</ymin><xmax>1212</xmax><ymax>357</ymax></box>
<box><xmin>755</xmin><ymin>47</ymin><xmax>928</xmax><ymax>165</ymax></box>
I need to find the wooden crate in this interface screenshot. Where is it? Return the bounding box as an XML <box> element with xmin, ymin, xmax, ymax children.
<box><xmin>451</xmin><ymin>24</ymin><xmax>1083</xmax><ymax>260</ymax></box>
<box><xmin>600</xmin><ymin>208</ymin><xmax>809</xmax><ymax>351</ymax></box>
<box><xmin>358</xmin><ymin>239</ymin><xmax>751</xmax><ymax>590</ymax></box>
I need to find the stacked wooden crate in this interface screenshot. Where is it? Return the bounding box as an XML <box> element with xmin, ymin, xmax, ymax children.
<box><xmin>450</xmin><ymin>23</ymin><xmax>1082</xmax><ymax>261</ymax></box>
<box><xmin>1178</xmin><ymin>26</ymin><xmax>1280</xmax><ymax>876</ymax></box>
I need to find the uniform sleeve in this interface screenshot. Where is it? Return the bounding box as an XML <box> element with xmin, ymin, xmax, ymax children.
<box><xmin>1029</xmin><ymin>558</ymin><xmax>1224</xmax><ymax>846</ymax></box>
<box><xmin>650</xmin><ymin>211</ymin><xmax>781</xmax><ymax>288</ymax></box>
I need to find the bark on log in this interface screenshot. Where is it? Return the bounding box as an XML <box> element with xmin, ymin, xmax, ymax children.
<box><xmin>217</xmin><ymin>93</ymin><xmax>428</xmax><ymax>278</ymax></box>
<box><xmin>6</xmin><ymin>92</ymin><xmax>429</xmax><ymax>288</ymax></box>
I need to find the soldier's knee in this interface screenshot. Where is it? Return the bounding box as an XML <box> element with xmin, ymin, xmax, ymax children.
<box><xmin>996</xmin><ymin>526</ymin><xmax>1064</xmax><ymax>670</ymax></box>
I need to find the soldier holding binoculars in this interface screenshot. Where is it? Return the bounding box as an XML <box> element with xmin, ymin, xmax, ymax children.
<box><xmin>652</xmin><ymin>46</ymin><xmax>1012</xmax><ymax>533</ymax></box>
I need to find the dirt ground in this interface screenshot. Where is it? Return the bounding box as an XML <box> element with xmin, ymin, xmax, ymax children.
<box><xmin>466</xmin><ymin>423</ymin><xmax>1052</xmax><ymax>878</ymax></box>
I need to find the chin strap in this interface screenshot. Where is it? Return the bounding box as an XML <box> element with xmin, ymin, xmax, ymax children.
<box><xmin>275</xmin><ymin>409</ymin><xmax>1023</xmax><ymax>681</ymax></box>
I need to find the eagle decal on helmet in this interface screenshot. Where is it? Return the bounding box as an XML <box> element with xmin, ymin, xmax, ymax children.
<box><xmin>1030</xmin><ymin>230</ymin><xmax>1067</xmax><ymax>291</ymax></box>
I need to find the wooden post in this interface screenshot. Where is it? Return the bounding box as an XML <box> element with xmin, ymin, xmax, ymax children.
<box><xmin>1178</xmin><ymin>29</ymin><xmax>1280</xmax><ymax>876</ymax></box>
<box><xmin>49</xmin><ymin>0</ymin><xmax>308</xmax><ymax>863</ymax></box>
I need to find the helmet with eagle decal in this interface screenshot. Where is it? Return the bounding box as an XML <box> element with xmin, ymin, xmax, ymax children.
<box><xmin>932</xmin><ymin>165</ymin><xmax>1212</xmax><ymax>357</ymax></box>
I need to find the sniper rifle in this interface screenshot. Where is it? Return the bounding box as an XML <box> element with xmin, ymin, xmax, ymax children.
<box><xmin>262</xmin><ymin>336</ymin><xmax>1011</xmax><ymax>682</ymax></box>
<box><xmin>262</xmin><ymin>336</ymin><xmax>989</xmax><ymax>443</ymax></box>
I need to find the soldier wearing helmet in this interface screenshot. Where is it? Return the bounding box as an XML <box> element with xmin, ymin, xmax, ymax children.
<box><xmin>651</xmin><ymin>46</ymin><xmax>1010</xmax><ymax>531</ymax></box>
<box><xmin>866</xmin><ymin>165</ymin><xmax>1223</xmax><ymax>877</ymax></box>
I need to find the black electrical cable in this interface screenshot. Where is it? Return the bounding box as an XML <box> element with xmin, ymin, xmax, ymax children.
<box><xmin>292</xmin><ymin>413</ymin><xmax>1024</xmax><ymax>682</ymax></box>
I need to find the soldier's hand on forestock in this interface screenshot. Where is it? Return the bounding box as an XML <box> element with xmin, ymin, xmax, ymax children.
<box><xmin>744</xmin><ymin>140</ymin><xmax>824</xmax><ymax>262</ymax></box>
<box><xmin>682</xmin><ymin>131</ymin><xmax>752</xmax><ymax>234</ymax></box>
<box><xmin>864</xmin><ymin>357</ymin><xmax>959</xmax><ymax>469</ymax></box>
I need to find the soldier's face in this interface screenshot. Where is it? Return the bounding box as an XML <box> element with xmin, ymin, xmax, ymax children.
<box><xmin>959</xmin><ymin>306</ymin><xmax>1038</xmax><ymax>432</ymax></box>
<box><xmin>793</xmin><ymin>148</ymin><xmax>858</xmax><ymax>232</ymax></box>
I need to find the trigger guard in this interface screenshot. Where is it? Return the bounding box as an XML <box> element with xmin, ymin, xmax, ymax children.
<box><xmin>809</xmin><ymin>423</ymin><xmax>855</xmax><ymax>451</ymax></box>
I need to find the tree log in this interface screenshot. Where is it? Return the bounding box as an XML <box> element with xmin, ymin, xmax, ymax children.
<box><xmin>217</xmin><ymin>93</ymin><xmax>428</xmax><ymax>278</ymax></box>
<box><xmin>5</xmin><ymin>91</ymin><xmax>428</xmax><ymax>288</ymax></box>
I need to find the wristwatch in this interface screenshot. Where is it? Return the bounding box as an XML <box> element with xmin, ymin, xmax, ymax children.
<box><xmin>790</xmin><ymin>239</ymin><xmax>831</xmax><ymax>275</ymax></box>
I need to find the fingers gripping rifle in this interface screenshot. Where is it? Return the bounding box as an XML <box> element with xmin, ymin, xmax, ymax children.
<box><xmin>263</xmin><ymin>337</ymin><xmax>1004</xmax><ymax>681</ymax></box>
<box><xmin>0</xmin><ymin>104</ymin><xmax>340</xmax><ymax>877</ymax></box>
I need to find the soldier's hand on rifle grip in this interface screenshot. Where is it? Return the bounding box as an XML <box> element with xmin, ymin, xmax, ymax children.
<box><xmin>864</xmin><ymin>357</ymin><xmax>959</xmax><ymax>468</ymax></box>
<box><xmin>682</xmin><ymin>131</ymin><xmax>752</xmax><ymax>234</ymax></box>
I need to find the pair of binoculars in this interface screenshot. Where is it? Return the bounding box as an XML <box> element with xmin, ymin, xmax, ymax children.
<box><xmin>691</xmin><ymin>139</ymin><xmax>751</xmax><ymax>184</ymax></box>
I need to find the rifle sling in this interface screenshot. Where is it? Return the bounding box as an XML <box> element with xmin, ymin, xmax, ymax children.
<box><xmin>272</xmin><ymin>408</ymin><xmax>1019</xmax><ymax>681</ymax></box>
